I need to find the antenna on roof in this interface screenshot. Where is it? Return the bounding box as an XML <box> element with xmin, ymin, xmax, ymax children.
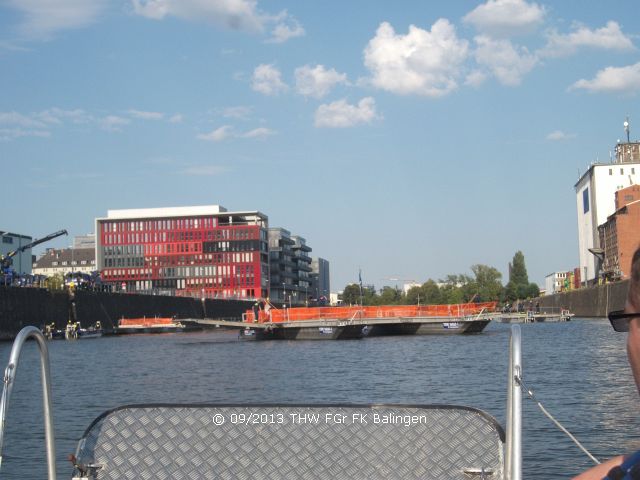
<box><xmin>624</xmin><ymin>116</ymin><xmax>630</xmax><ymax>143</ymax></box>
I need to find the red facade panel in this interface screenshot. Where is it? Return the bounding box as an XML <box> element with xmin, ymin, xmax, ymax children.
<box><xmin>98</xmin><ymin>215</ymin><xmax>267</xmax><ymax>299</ymax></box>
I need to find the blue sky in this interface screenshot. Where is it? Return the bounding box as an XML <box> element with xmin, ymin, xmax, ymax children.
<box><xmin>1</xmin><ymin>0</ymin><xmax>639</xmax><ymax>291</ymax></box>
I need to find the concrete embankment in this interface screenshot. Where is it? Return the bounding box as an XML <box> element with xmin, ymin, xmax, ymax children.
<box><xmin>0</xmin><ymin>287</ymin><xmax>253</xmax><ymax>340</ymax></box>
<box><xmin>536</xmin><ymin>280</ymin><xmax>629</xmax><ymax>317</ymax></box>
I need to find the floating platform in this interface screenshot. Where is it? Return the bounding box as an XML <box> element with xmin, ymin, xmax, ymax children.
<box><xmin>498</xmin><ymin>310</ymin><xmax>573</xmax><ymax>324</ymax></box>
<box><xmin>115</xmin><ymin>317</ymin><xmax>201</xmax><ymax>334</ymax></box>
<box><xmin>190</xmin><ymin>313</ymin><xmax>494</xmax><ymax>340</ymax></box>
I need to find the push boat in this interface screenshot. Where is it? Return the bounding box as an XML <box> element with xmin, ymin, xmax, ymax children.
<box><xmin>0</xmin><ymin>325</ymin><xmax>524</xmax><ymax>479</ymax></box>
<box><xmin>231</xmin><ymin>302</ymin><xmax>498</xmax><ymax>340</ymax></box>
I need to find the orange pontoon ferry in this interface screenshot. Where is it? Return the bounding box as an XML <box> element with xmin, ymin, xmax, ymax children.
<box><xmin>241</xmin><ymin>302</ymin><xmax>497</xmax><ymax>340</ymax></box>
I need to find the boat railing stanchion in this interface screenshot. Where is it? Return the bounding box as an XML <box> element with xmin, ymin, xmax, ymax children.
<box><xmin>0</xmin><ymin>326</ymin><xmax>57</xmax><ymax>479</ymax></box>
<box><xmin>505</xmin><ymin>324</ymin><xmax>522</xmax><ymax>480</ymax></box>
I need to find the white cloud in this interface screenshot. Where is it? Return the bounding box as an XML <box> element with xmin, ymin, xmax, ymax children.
<box><xmin>363</xmin><ymin>20</ymin><xmax>469</xmax><ymax>97</ymax></box>
<box><xmin>546</xmin><ymin>130</ymin><xmax>576</xmax><ymax>141</ymax></box>
<box><xmin>223</xmin><ymin>106</ymin><xmax>252</xmax><ymax>119</ymax></box>
<box><xmin>132</xmin><ymin>0</ymin><xmax>264</xmax><ymax>32</ymax></box>
<box><xmin>294</xmin><ymin>65</ymin><xmax>348</xmax><ymax>99</ymax></box>
<box><xmin>541</xmin><ymin>21</ymin><xmax>635</xmax><ymax>58</ymax></box>
<box><xmin>464</xmin><ymin>70</ymin><xmax>487</xmax><ymax>87</ymax></box>
<box><xmin>242</xmin><ymin>127</ymin><xmax>275</xmax><ymax>139</ymax></box>
<box><xmin>267</xmin><ymin>12</ymin><xmax>305</xmax><ymax>43</ymax></box>
<box><xmin>127</xmin><ymin>109</ymin><xmax>165</xmax><ymax>120</ymax></box>
<box><xmin>168</xmin><ymin>114</ymin><xmax>183</xmax><ymax>123</ymax></box>
<box><xmin>463</xmin><ymin>0</ymin><xmax>545</xmax><ymax>37</ymax></box>
<box><xmin>0</xmin><ymin>108</ymin><xmax>91</xmax><ymax>139</ymax></box>
<box><xmin>132</xmin><ymin>0</ymin><xmax>304</xmax><ymax>43</ymax></box>
<box><xmin>314</xmin><ymin>97</ymin><xmax>380</xmax><ymax>128</ymax></box>
<box><xmin>251</xmin><ymin>64</ymin><xmax>288</xmax><ymax>95</ymax></box>
<box><xmin>5</xmin><ymin>0</ymin><xmax>107</xmax><ymax>40</ymax></box>
<box><xmin>474</xmin><ymin>36</ymin><xmax>537</xmax><ymax>86</ymax></box>
<box><xmin>0</xmin><ymin>111</ymin><xmax>46</xmax><ymax>128</ymax></box>
<box><xmin>35</xmin><ymin>108</ymin><xmax>89</xmax><ymax>124</ymax></box>
<box><xmin>181</xmin><ymin>165</ymin><xmax>227</xmax><ymax>176</ymax></box>
<box><xmin>197</xmin><ymin>125</ymin><xmax>234</xmax><ymax>142</ymax></box>
<box><xmin>101</xmin><ymin>115</ymin><xmax>131</xmax><ymax>132</ymax></box>
<box><xmin>570</xmin><ymin>62</ymin><xmax>640</xmax><ymax>94</ymax></box>
<box><xmin>197</xmin><ymin>125</ymin><xmax>275</xmax><ymax>141</ymax></box>
<box><xmin>0</xmin><ymin>128</ymin><xmax>51</xmax><ymax>142</ymax></box>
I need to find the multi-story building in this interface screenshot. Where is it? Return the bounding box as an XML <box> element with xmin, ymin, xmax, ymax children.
<box><xmin>74</xmin><ymin>234</ymin><xmax>96</xmax><ymax>249</ymax></box>
<box><xmin>544</xmin><ymin>271</ymin><xmax>570</xmax><ymax>295</ymax></box>
<box><xmin>598</xmin><ymin>184</ymin><xmax>640</xmax><ymax>280</ymax></box>
<box><xmin>33</xmin><ymin>248</ymin><xmax>96</xmax><ymax>276</ymax></box>
<box><xmin>96</xmin><ymin>205</ymin><xmax>269</xmax><ymax>299</ymax></box>
<box><xmin>575</xmin><ymin>138</ymin><xmax>640</xmax><ymax>284</ymax></box>
<box><xmin>268</xmin><ymin>228</ymin><xmax>313</xmax><ymax>305</ymax></box>
<box><xmin>310</xmin><ymin>257</ymin><xmax>330</xmax><ymax>302</ymax></box>
<box><xmin>0</xmin><ymin>232</ymin><xmax>33</xmax><ymax>275</ymax></box>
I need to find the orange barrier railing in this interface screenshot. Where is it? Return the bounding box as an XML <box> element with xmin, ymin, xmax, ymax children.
<box><xmin>245</xmin><ymin>302</ymin><xmax>497</xmax><ymax>323</ymax></box>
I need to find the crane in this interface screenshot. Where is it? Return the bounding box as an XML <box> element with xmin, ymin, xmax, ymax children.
<box><xmin>1</xmin><ymin>229</ymin><xmax>68</xmax><ymax>285</ymax></box>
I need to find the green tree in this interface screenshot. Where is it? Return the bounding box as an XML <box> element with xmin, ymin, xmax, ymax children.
<box><xmin>421</xmin><ymin>280</ymin><xmax>442</xmax><ymax>304</ymax></box>
<box><xmin>378</xmin><ymin>286</ymin><xmax>402</xmax><ymax>305</ymax></box>
<box><xmin>526</xmin><ymin>282</ymin><xmax>540</xmax><ymax>298</ymax></box>
<box><xmin>45</xmin><ymin>273</ymin><xmax>64</xmax><ymax>291</ymax></box>
<box><xmin>506</xmin><ymin>251</ymin><xmax>540</xmax><ymax>300</ymax></box>
<box><xmin>509</xmin><ymin>251</ymin><xmax>529</xmax><ymax>286</ymax></box>
<box><xmin>341</xmin><ymin>284</ymin><xmax>361</xmax><ymax>305</ymax></box>
<box><xmin>471</xmin><ymin>264</ymin><xmax>503</xmax><ymax>302</ymax></box>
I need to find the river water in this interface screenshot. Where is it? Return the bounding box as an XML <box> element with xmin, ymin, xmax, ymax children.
<box><xmin>0</xmin><ymin>319</ymin><xmax>638</xmax><ymax>479</ymax></box>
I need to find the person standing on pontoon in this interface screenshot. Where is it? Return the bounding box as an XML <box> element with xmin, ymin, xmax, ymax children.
<box><xmin>574</xmin><ymin>247</ymin><xmax>640</xmax><ymax>479</ymax></box>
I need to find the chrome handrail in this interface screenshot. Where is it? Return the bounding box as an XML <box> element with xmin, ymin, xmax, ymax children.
<box><xmin>0</xmin><ymin>326</ymin><xmax>57</xmax><ymax>479</ymax></box>
<box><xmin>505</xmin><ymin>325</ymin><xmax>522</xmax><ymax>480</ymax></box>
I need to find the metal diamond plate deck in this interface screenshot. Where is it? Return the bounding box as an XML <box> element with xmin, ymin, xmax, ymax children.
<box><xmin>74</xmin><ymin>404</ymin><xmax>504</xmax><ymax>479</ymax></box>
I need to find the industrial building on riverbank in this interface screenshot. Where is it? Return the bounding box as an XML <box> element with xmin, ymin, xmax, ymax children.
<box><xmin>575</xmin><ymin>128</ymin><xmax>640</xmax><ymax>285</ymax></box>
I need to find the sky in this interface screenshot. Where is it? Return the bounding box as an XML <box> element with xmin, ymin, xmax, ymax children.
<box><xmin>1</xmin><ymin>0</ymin><xmax>639</xmax><ymax>292</ymax></box>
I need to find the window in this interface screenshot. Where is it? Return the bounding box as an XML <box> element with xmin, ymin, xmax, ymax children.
<box><xmin>609</xmin><ymin>169</ymin><xmax>613</xmax><ymax>175</ymax></box>
<box><xmin>621</xmin><ymin>168</ymin><xmax>624</xmax><ymax>175</ymax></box>
<box><xmin>582</xmin><ymin>188</ymin><xmax>590</xmax><ymax>214</ymax></box>
<box><xmin>2</xmin><ymin>236</ymin><xmax>13</xmax><ymax>244</ymax></box>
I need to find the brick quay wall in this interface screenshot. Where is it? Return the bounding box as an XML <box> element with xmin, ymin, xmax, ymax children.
<box><xmin>0</xmin><ymin>287</ymin><xmax>253</xmax><ymax>339</ymax></box>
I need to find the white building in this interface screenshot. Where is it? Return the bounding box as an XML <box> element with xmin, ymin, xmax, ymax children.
<box><xmin>575</xmin><ymin>139</ymin><xmax>640</xmax><ymax>284</ymax></box>
<box><xmin>32</xmin><ymin>248</ymin><xmax>96</xmax><ymax>277</ymax></box>
<box><xmin>545</xmin><ymin>272</ymin><xmax>568</xmax><ymax>295</ymax></box>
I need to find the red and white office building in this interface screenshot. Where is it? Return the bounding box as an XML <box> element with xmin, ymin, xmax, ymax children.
<box><xmin>96</xmin><ymin>205</ymin><xmax>269</xmax><ymax>299</ymax></box>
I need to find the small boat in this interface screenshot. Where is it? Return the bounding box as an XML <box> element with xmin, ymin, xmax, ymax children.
<box><xmin>79</xmin><ymin>321</ymin><xmax>103</xmax><ymax>339</ymax></box>
<box><xmin>64</xmin><ymin>321</ymin><xmax>103</xmax><ymax>340</ymax></box>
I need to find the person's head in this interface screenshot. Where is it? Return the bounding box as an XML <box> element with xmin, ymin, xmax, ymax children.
<box><xmin>625</xmin><ymin>247</ymin><xmax>640</xmax><ymax>393</ymax></box>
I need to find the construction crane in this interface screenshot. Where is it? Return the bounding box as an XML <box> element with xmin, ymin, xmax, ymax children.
<box><xmin>1</xmin><ymin>229</ymin><xmax>68</xmax><ymax>285</ymax></box>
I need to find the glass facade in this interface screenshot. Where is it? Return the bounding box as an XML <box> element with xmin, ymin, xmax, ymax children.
<box><xmin>98</xmin><ymin>211</ymin><xmax>268</xmax><ymax>299</ymax></box>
